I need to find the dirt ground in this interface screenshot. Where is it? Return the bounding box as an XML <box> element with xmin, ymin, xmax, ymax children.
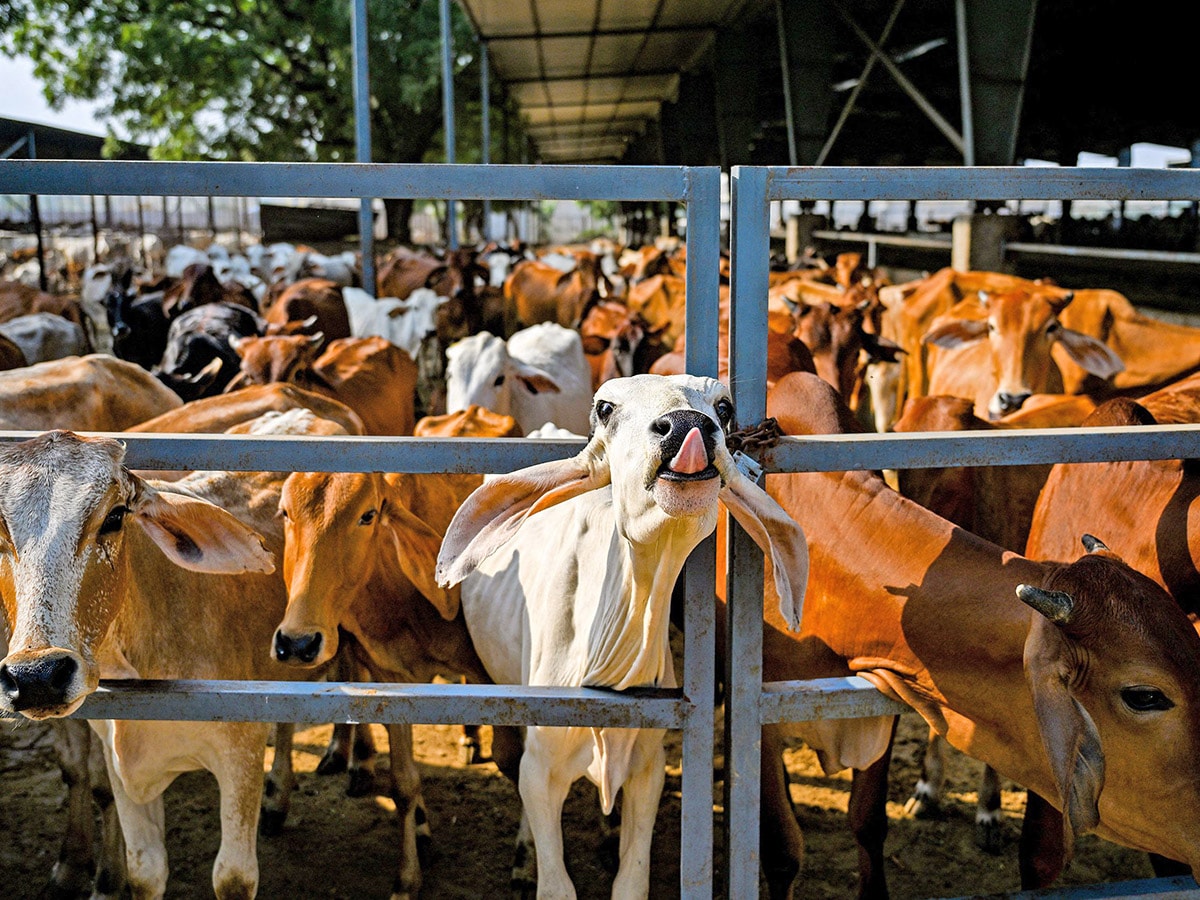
<box><xmin>0</xmin><ymin>704</ymin><xmax>1155</xmax><ymax>900</ymax></box>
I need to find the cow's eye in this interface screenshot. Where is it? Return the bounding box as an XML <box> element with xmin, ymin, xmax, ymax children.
<box><xmin>715</xmin><ymin>398</ymin><xmax>734</xmax><ymax>426</ymax></box>
<box><xmin>99</xmin><ymin>506</ymin><xmax>128</xmax><ymax>536</ymax></box>
<box><xmin>595</xmin><ymin>400</ymin><xmax>615</xmax><ymax>424</ymax></box>
<box><xmin>1120</xmin><ymin>686</ymin><xmax>1174</xmax><ymax>712</ymax></box>
<box><xmin>493</xmin><ymin>374</ymin><xmax>506</xmax><ymax>387</ymax></box>
<box><xmin>1046</xmin><ymin>321</ymin><xmax>1061</xmax><ymax>335</ymax></box>
<box><xmin>359</xmin><ymin>509</ymin><xmax>377</xmax><ymax>526</ymax></box>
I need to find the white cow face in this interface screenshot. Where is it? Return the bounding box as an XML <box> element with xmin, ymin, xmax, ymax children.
<box><xmin>0</xmin><ymin>432</ymin><xmax>274</xmax><ymax>719</ymax></box>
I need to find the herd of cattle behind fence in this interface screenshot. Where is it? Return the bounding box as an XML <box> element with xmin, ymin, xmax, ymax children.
<box><xmin>0</xmin><ymin>162</ymin><xmax>1199</xmax><ymax>899</ymax></box>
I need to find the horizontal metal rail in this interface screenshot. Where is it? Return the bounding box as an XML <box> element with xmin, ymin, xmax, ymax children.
<box><xmin>0</xmin><ymin>426</ymin><xmax>1193</xmax><ymax>475</ymax></box>
<box><xmin>0</xmin><ymin>159</ymin><xmax>701</xmax><ymax>201</ymax></box>
<box><xmin>766</xmin><ymin>166</ymin><xmax>1200</xmax><ymax>201</ymax></box>
<box><xmin>813</xmin><ymin>228</ymin><xmax>952</xmax><ymax>251</ymax></box>
<box><xmin>760</xmin><ymin>677</ymin><xmax>908</xmax><ymax>723</ymax></box>
<box><xmin>1007</xmin><ymin>241</ymin><xmax>1200</xmax><ymax>266</ymax></box>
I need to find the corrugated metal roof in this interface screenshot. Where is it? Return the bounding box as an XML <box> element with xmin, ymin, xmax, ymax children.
<box><xmin>458</xmin><ymin>0</ymin><xmax>755</xmax><ymax>163</ymax></box>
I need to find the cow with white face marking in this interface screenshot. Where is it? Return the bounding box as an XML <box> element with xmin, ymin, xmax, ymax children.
<box><xmin>437</xmin><ymin>374</ymin><xmax>809</xmax><ymax>899</ymax></box>
<box><xmin>0</xmin><ymin>427</ymin><xmax>303</xmax><ymax>900</ymax></box>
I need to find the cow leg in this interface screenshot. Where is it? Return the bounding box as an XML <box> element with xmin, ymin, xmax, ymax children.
<box><xmin>260</xmin><ymin>723</ymin><xmax>295</xmax><ymax>836</ymax></box>
<box><xmin>1018</xmin><ymin>790</ymin><xmax>1065</xmax><ymax>889</ymax></box>
<box><xmin>974</xmin><ymin>765</ymin><xmax>1004</xmax><ymax>853</ymax></box>
<box><xmin>760</xmin><ymin>725</ymin><xmax>803</xmax><ymax>900</ymax></box>
<box><xmin>490</xmin><ymin>725</ymin><xmax>537</xmax><ymax>897</ymax></box>
<box><xmin>346</xmin><ymin>724</ymin><xmax>379</xmax><ymax>797</ymax></box>
<box><xmin>42</xmin><ymin>719</ymin><xmax>97</xmax><ymax>900</ymax></box>
<box><xmin>459</xmin><ymin>722</ymin><xmax>483</xmax><ymax>766</ymax></box>
<box><xmin>903</xmin><ymin>727</ymin><xmax>945</xmax><ymax>819</ymax></box>
<box><xmin>100</xmin><ymin>737</ymin><xmax>169</xmax><ymax>900</ymax></box>
<box><xmin>384</xmin><ymin>722</ymin><xmax>426</xmax><ymax>900</ymax></box>
<box><xmin>210</xmin><ymin>730</ymin><xmax>266</xmax><ymax>900</ymax></box>
<box><xmin>89</xmin><ymin>735</ymin><xmax>128</xmax><ymax>899</ymax></box>
<box><xmin>848</xmin><ymin>717</ymin><xmax>898</xmax><ymax>900</ymax></box>
<box><xmin>610</xmin><ymin>735</ymin><xmax>666</xmax><ymax>900</ymax></box>
<box><xmin>316</xmin><ymin>722</ymin><xmax>353</xmax><ymax>775</ymax></box>
<box><xmin>518</xmin><ymin>729</ymin><xmax>576</xmax><ymax>900</ymax></box>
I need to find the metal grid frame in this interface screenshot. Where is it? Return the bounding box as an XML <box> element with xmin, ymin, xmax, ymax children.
<box><xmin>726</xmin><ymin>164</ymin><xmax>1200</xmax><ymax>899</ymax></box>
<box><xmin>0</xmin><ymin>159</ymin><xmax>1197</xmax><ymax>897</ymax></box>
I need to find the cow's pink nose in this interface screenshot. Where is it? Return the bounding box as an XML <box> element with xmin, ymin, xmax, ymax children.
<box><xmin>668</xmin><ymin>427</ymin><xmax>709</xmax><ymax>475</ymax></box>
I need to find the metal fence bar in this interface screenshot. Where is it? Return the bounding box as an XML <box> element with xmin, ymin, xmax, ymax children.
<box><xmin>680</xmin><ymin>165</ymin><xmax>723</xmax><ymax>899</ymax></box>
<box><xmin>0</xmin><ymin>160</ymin><xmax>694</xmax><ymax>202</ymax></box>
<box><xmin>725</xmin><ymin>164</ymin><xmax>771</xmax><ymax>898</ymax></box>
<box><xmin>766</xmin><ymin>166</ymin><xmax>1200</xmax><ymax>201</ymax></box>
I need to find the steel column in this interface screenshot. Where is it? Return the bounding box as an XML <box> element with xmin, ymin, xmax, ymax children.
<box><xmin>480</xmin><ymin>42</ymin><xmax>492</xmax><ymax>242</ymax></box>
<box><xmin>955</xmin><ymin>0</ymin><xmax>976</xmax><ymax>165</ymax></box>
<box><xmin>26</xmin><ymin>130</ymin><xmax>47</xmax><ymax>292</ymax></box>
<box><xmin>724</xmin><ymin>165</ymin><xmax>770</xmax><ymax>897</ymax></box>
<box><xmin>439</xmin><ymin>0</ymin><xmax>458</xmax><ymax>249</ymax></box>
<box><xmin>351</xmin><ymin>0</ymin><xmax>376</xmax><ymax>292</ymax></box>
<box><xmin>775</xmin><ymin>0</ymin><xmax>798</xmax><ymax>167</ymax></box>
<box><xmin>679</xmin><ymin>165</ymin><xmax>722</xmax><ymax>899</ymax></box>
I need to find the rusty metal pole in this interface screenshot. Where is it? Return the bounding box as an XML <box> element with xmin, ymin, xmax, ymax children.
<box><xmin>27</xmin><ymin>130</ymin><xmax>48</xmax><ymax>291</ymax></box>
<box><xmin>351</xmin><ymin>0</ymin><xmax>376</xmax><ymax>292</ymax></box>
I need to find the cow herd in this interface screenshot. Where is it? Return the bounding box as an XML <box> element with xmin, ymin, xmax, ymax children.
<box><xmin>1</xmin><ymin>236</ymin><xmax>1200</xmax><ymax>899</ymax></box>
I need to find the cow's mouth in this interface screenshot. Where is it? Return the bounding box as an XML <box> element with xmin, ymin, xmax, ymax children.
<box><xmin>657</xmin><ymin>463</ymin><xmax>719</xmax><ymax>482</ymax></box>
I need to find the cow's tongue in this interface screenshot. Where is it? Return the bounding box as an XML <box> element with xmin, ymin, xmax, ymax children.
<box><xmin>667</xmin><ymin>427</ymin><xmax>708</xmax><ymax>474</ymax></box>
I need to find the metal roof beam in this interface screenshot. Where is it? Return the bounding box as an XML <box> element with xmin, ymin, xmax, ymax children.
<box><xmin>504</xmin><ymin>68</ymin><xmax>680</xmax><ymax>85</ymax></box>
<box><xmin>483</xmin><ymin>25</ymin><xmax>714</xmax><ymax>43</ymax></box>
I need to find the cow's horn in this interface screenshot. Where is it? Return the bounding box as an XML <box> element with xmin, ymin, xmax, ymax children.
<box><xmin>1016</xmin><ymin>584</ymin><xmax>1075</xmax><ymax>624</ymax></box>
<box><xmin>1081</xmin><ymin>534</ymin><xmax>1108</xmax><ymax>554</ymax></box>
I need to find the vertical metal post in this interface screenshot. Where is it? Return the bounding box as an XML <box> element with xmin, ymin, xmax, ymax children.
<box><xmin>955</xmin><ymin>0</ymin><xmax>976</xmax><ymax>165</ymax></box>
<box><xmin>351</xmin><ymin>0</ymin><xmax>376</xmax><ymax>293</ymax></box>
<box><xmin>679</xmin><ymin>166</ymin><xmax>721</xmax><ymax>899</ymax></box>
<box><xmin>90</xmin><ymin>195</ymin><xmax>100</xmax><ymax>260</ymax></box>
<box><xmin>136</xmin><ymin>199</ymin><xmax>147</xmax><ymax>267</ymax></box>
<box><xmin>480</xmin><ymin>41</ymin><xmax>492</xmax><ymax>242</ymax></box>
<box><xmin>724</xmin><ymin>164</ymin><xmax>769</xmax><ymax>898</ymax></box>
<box><xmin>207</xmin><ymin>195</ymin><xmax>217</xmax><ymax>242</ymax></box>
<box><xmin>27</xmin><ymin>130</ymin><xmax>48</xmax><ymax>291</ymax></box>
<box><xmin>775</xmin><ymin>0</ymin><xmax>798</xmax><ymax>167</ymax></box>
<box><xmin>439</xmin><ymin>0</ymin><xmax>458</xmax><ymax>249</ymax></box>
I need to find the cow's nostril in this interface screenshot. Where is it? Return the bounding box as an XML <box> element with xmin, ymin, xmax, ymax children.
<box><xmin>48</xmin><ymin>657</ymin><xmax>77</xmax><ymax>693</ymax></box>
<box><xmin>650</xmin><ymin>417</ymin><xmax>671</xmax><ymax>437</ymax></box>
<box><xmin>0</xmin><ymin>664</ymin><xmax>17</xmax><ymax>701</ymax></box>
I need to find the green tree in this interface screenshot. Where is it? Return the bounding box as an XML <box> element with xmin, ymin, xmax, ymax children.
<box><xmin>3</xmin><ymin>0</ymin><xmax>508</xmax><ymax>243</ymax></box>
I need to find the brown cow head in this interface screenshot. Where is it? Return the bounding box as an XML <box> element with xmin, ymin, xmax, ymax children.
<box><xmin>229</xmin><ymin>333</ymin><xmax>325</xmax><ymax>389</ymax></box>
<box><xmin>923</xmin><ymin>289</ymin><xmax>1124</xmax><ymax>420</ymax></box>
<box><xmin>0</xmin><ymin>432</ymin><xmax>273</xmax><ymax>719</ymax></box>
<box><xmin>1019</xmin><ymin>535</ymin><xmax>1200</xmax><ymax>872</ymax></box>
<box><xmin>274</xmin><ymin>471</ymin><xmax>457</xmax><ymax>668</ymax></box>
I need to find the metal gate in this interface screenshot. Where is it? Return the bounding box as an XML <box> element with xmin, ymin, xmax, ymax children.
<box><xmin>2</xmin><ymin>159</ymin><xmax>1200</xmax><ymax>898</ymax></box>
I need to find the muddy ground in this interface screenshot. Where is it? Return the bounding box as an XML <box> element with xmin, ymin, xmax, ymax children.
<box><xmin>0</xmin><ymin>705</ymin><xmax>1154</xmax><ymax>899</ymax></box>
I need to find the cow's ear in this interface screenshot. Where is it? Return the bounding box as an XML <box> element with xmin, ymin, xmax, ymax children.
<box><xmin>131</xmin><ymin>481</ymin><xmax>276</xmax><ymax>575</ymax></box>
<box><xmin>1057</xmin><ymin>329</ymin><xmax>1125</xmax><ymax>379</ymax></box>
<box><xmin>1020</xmin><ymin>585</ymin><xmax>1104</xmax><ymax>861</ymax></box>
<box><xmin>382</xmin><ymin>494</ymin><xmax>460</xmax><ymax>620</ymax></box>
<box><xmin>921</xmin><ymin>317</ymin><xmax>988</xmax><ymax>350</ymax></box>
<box><xmin>580</xmin><ymin>334</ymin><xmax>611</xmax><ymax>355</ymax></box>
<box><xmin>437</xmin><ymin>451</ymin><xmax>607</xmax><ymax>587</ymax></box>
<box><xmin>719</xmin><ymin>477</ymin><xmax>809</xmax><ymax>631</ymax></box>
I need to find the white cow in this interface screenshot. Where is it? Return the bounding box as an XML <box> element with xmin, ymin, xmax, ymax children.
<box><xmin>437</xmin><ymin>374</ymin><xmax>809</xmax><ymax>899</ymax></box>
<box><xmin>445</xmin><ymin>323</ymin><xmax>593</xmax><ymax>435</ymax></box>
<box><xmin>164</xmin><ymin>244</ymin><xmax>210</xmax><ymax>279</ymax></box>
<box><xmin>0</xmin><ymin>312</ymin><xmax>89</xmax><ymax>364</ymax></box>
<box><xmin>342</xmin><ymin>286</ymin><xmax>446</xmax><ymax>360</ymax></box>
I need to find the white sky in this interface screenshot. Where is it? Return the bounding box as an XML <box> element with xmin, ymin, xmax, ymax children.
<box><xmin>0</xmin><ymin>55</ymin><xmax>106</xmax><ymax>136</ymax></box>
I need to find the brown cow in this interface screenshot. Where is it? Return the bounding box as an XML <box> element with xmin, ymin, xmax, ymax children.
<box><xmin>376</xmin><ymin>247</ymin><xmax>489</xmax><ymax>343</ymax></box>
<box><xmin>263</xmin><ymin>278</ymin><xmax>351</xmax><ymax>342</ymax></box>
<box><xmin>272</xmin><ymin>407</ymin><xmax>516</xmax><ymax>897</ymax></box>
<box><xmin>129</xmin><ymin>382</ymin><xmax>364</xmax><ymax>437</ymax></box>
<box><xmin>0</xmin><ymin>354</ymin><xmax>182</xmax><ymax>431</ymax></box>
<box><xmin>503</xmin><ymin>250</ymin><xmax>610</xmax><ymax>330</ymax></box>
<box><xmin>745</xmin><ymin>371</ymin><xmax>1200</xmax><ymax>898</ymax></box>
<box><xmin>161</xmin><ymin>262</ymin><xmax>256</xmax><ymax>318</ymax></box>
<box><xmin>923</xmin><ymin>288</ymin><xmax>1124</xmax><ymax>420</ymax></box>
<box><xmin>414</xmin><ymin>404</ymin><xmax>521</xmax><ymax>439</ymax></box>
<box><xmin>624</xmin><ymin>273</ymin><xmax>688</xmax><ymax>350</ymax></box>
<box><xmin>0</xmin><ymin>279</ymin><xmax>95</xmax><ymax>352</ymax></box>
<box><xmin>578</xmin><ymin>300</ymin><xmax>646</xmax><ymax>390</ymax></box>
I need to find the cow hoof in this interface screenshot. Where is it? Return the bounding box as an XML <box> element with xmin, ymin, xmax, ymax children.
<box><xmin>903</xmin><ymin>791</ymin><xmax>942</xmax><ymax>820</ymax></box>
<box><xmin>316</xmin><ymin>750</ymin><xmax>348</xmax><ymax>777</ymax></box>
<box><xmin>345</xmin><ymin>767</ymin><xmax>375</xmax><ymax>797</ymax></box>
<box><xmin>975</xmin><ymin>812</ymin><xmax>1004</xmax><ymax>854</ymax></box>
<box><xmin>259</xmin><ymin>808</ymin><xmax>288</xmax><ymax>837</ymax></box>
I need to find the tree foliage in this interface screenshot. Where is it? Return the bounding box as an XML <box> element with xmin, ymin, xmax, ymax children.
<box><xmin>2</xmin><ymin>0</ymin><xmax>486</xmax><ymax>166</ymax></box>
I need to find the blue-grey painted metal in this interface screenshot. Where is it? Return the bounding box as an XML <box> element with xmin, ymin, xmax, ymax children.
<box><xmin>724</xmin><ymin>165</ymin><xmax>771</xmax><ymax>899</ymax></box>
<box><xmin>49</xmin><ymin>681</ymin><xmax>685</xmax><ymax>729</ymax></box>
<box><xmin>440</xmin><ymin>0</ymin><xmax>458</xmax><ymax>249</ymax></box>
<box><xmin>0</xmin><ymin>160</ymin><xmax>695</xmax><ymax>201</ymax></box>
<box><xmin>954</xmin><ymin>876</ymin><xmax>1200</xmax><ymax>899</ymax></box>
<box><xmin>761</xmin><ymin>677</ymin><xmax>909</xmax><ymax>723</ymax></box>
<box><xmin>480</xmin><ymin>42</ymin><xmax>492</xmax><ymax>241</ymax></box>
<box><xmin>767</xmin><ymin>166</ymin><xmax>1200</xmax><ymax>200</ymax></box>
<box><xmin>350</xmin><ymin>0</ymin><xmax>376</xmax><ymax>293</ymax></box>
